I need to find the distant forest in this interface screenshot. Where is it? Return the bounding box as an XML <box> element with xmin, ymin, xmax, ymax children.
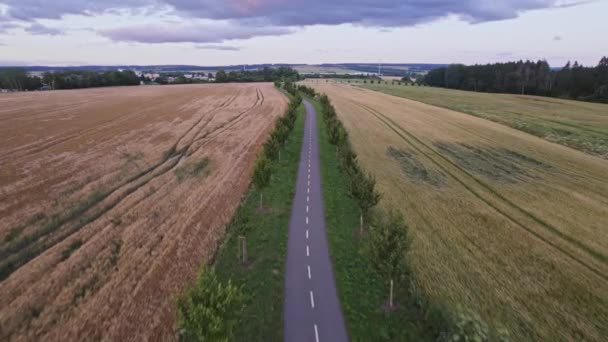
<box><xmin>0</xmin><ymin>68</ymin><xmax>140</xmax><ymax>90</ymax></box>
<box><xmin>423</xmin><ymin>57</ymin><xmax>608</xmax><ymax>103</ymax></box>
<box><xmin>214</xmin><ymin>67</ymin><xmax>299</xmax><ymax>83</ymax></box>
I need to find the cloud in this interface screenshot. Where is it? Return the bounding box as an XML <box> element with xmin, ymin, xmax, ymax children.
<box><xmin>1</xmin><ymin>0</ymin><xmax>585</xmax><ymax>43</ymax></box>
<box><xmin>2</xmin><ymin>0</ymin><xmax>154</xmax><ymax>21</ymax></box>
<box><xmin>3</xmin><ymin>0</ymin><xmax>577</xmax><ymax>25</ymax></box>
<box><xmin>195</xmin><ymin>44</ymin><xmax>241</xmax><ymax>51</ymax></box>
<box><xmin>164</xmin><ymin>0</ymin><xmax>571</xmax><ymax>26</ymax></box>
<box><xmin>99</xmin><ymin>23</ymin><xmax>294</xmax><ymax>43</ymax></box>
<box><xmin>25</xmin><ymin>23</ymin><xmax>64</xmax><ymax>35</ymax></box>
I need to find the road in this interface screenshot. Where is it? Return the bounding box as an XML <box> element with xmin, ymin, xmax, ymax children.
<box><xmin>283</xmin><ymin>99</ymin><xmax>348</xmax><ymax>342</ymax></box>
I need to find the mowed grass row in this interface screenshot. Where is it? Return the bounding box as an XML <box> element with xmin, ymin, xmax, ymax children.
<box><xmin>306</xmin><ymin>82</ymin><xmax>608</xmax><ymax>341</ymax></box>
<box><xmin>356</xmin><ymin>82</ymin><xmax>608</xmax><ymax>158</ymax></box>
<box><xmin>210</xmin><ymin>103</ymin><xmax>305</xmax><ymax>340</ymax></box>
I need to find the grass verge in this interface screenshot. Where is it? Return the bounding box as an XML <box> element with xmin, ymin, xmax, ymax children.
<box><xmin>211</xmin><ymin>103</ymin><xmax>305</xmax><ymax>341</ymax></box>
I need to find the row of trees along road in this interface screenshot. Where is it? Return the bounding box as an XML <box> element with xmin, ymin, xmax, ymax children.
<box><xmin>423</xmin><ymin>57</ymin><xmax>608</xmax><ymax>103</ymax></box>
<box><xmin>300</xmin><ymin>84</ymin><xmax>409</xmax><ymax>310</ymax></box>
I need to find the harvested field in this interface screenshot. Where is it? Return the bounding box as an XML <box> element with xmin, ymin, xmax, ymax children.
<box><xmin>304</xmin><ymin>81</ymin><xmax>608</xmax><ymax>341</ymax></box>
<box><xmin>359</xmin><ymin>83</ymin><xmax>608</xmax><ymax>158</ymax></box>
<box><xmin>0</xmin><ymin>83</ymin><xmax>288</xmax><ymax>340</ymax></box>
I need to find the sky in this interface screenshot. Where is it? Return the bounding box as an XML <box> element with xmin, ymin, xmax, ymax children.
<box><xmin>0</xmin><ymin>0</ymin><xmax>606</xmax><ymax>67</ymax></box>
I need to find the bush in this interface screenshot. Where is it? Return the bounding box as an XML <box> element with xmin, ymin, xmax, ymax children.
<box><xmin>177</xmin><ymin>268</ymin><xmax>244</xmax><ymax>341</ymax></box>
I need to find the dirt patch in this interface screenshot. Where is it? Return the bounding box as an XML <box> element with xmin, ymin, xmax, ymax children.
<box><xmin>386</xmin><ymin>146</ymin><xmax>445</xmax><ymax>187</ymax></box>
<box><xmin>434</xmin><ymin>142</ymin><xmax>550</xmax><ymax>183</ymax></box>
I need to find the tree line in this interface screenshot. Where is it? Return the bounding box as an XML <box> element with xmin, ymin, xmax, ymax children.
<box><xmin>423</xmin><ymin>57</ymin><xmax>608</xmax><ymax>103</ymax></box>
<box><xmin>41</xmin><ymin>70</ymin><xmax>141</xmax><ymax>89</ymax></box>
<box><xmin>0</xmin><ymin>68</ymin><xmax>43</xmax><ymax>91</ymax></box>
<box><xmin>215</xmin><ymin>66</ymin><xmax>299</xmax><ymax>83</ymax></box>
<box><xmin>0</xmin><ymin>68</ymin><xmax>141</xmax><ymax>91</ymax></box>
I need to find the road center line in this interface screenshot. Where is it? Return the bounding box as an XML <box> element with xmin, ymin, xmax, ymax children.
<box><xmin>306</xmin><ymin>216</ymin><xmax>309</xmax><ymax>224</ymax></box>
<box><xmin>306</xmin><ymin>205</ymin><xmax>309</xmax><ymax>213</ymax></box>
<box><xmin>306</xmin><ymin>245</ymin><xmax>310</xmax><ymax>256</ymax></box>
<box><xmin>306</xmin><ymin>229</ymin><xmax>309</xmax><ymax>239</ymax></box>
<box><xmin>314</xmin><ymin>324</ymin><xmax>320</xmax><ymax>342</ymax></box>
<box><xmin>307</xmin><ymin>265</ymin><xmax>311</xmax><ymax>279</ymax></box>
<box><xmin>310</xmin><ymin>291</ymin><xmax>315</xmax><ymax>308</ymax></box>
<box><xmin>307</xmin><ymin>195</ymin><xmax>309</xmax><ymax>202</ymax></box>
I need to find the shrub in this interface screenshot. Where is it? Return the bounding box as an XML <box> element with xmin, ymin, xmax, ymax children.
<box><xmin>177</xmin><ymin>268</ymin><xmax>244</xmax><ymax>341</ymax></box>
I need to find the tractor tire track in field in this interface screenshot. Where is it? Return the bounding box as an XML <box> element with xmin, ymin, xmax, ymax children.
<box><xmin>0</xmin><ymin>88</ymin><xmax>265</xmax><ymax>281</ymax></box>
<box><xmin>357</xmin><ymin>103</ymin><xmax>608</xmax><ymax>281</ymax></box>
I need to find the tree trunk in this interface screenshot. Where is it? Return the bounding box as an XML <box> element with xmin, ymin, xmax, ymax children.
<box><xmin>389</xmin><ymin>278</ymin><xmax>394</xmax><ymax>308</ymax></box>
<box><xmin>360</xmin><ymin>212</ymin><xmax>364</xmax><ymax>234</ymax></box>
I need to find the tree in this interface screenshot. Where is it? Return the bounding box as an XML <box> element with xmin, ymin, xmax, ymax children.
<box><xmin>350</xmin><ymin>171</ymin><xmax>381</xmax><ymax>234</ymax></box>
<box><xmin>367</xmin><ymin>209</ymin><xmax>410</xmax><ymax>309</ymax></box>
<box><xmin>177</xmin><ymin>268</ymin><xmax>244</xmax><ymax>341</ymax></box>
<box><xmin>252</xmin><ymin>156</ymin><xmax>271</xmax><ymax>209</ymax></box>
<box><xmin>215</xmin><ymin>70</ymin><xmax>228</xmax><ymax>83</ymax></box>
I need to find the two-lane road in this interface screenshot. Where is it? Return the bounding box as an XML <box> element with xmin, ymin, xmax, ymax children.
<box><xmin>283</xmin><ymin>100</ymin><xmax>348</xmax><ymax>342</ymax></box>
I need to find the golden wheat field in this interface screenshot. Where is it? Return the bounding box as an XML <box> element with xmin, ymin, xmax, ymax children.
<box><xmin>305</xmin><ymin>81</ymin><xmax>608</xmax><ymax>341</ymax></box>
<box><xmin>0</xmin><ymin>83</ymin><xmax>287</xmax><ymax>340</ymax></box>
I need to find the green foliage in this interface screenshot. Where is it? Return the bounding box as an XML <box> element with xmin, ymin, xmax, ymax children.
<box><xmin>0</xmin><ymin>68</ymin><xmax>42</xmax><ymax>91</ymax></box>
<box><xmin>440</xmin><ymin>307</ymin><xmax>511</xmax><ymax>342</ymax></box>
<box><xmin>214</xmin><ymin>66</ymin><xmax>299</xmax><ymax>83</ymax></box>
<box><xmin>423</xmin><ymin>57</ymin><xmax>608</xmax><ymax>103</ymax></box>
<box><xmin>177</xmin><ymin>268</ymin><xmax>244</xmax><ymax>342</ymax></box>
<box><xmin>252</xmin><ymin>156</ymin><xmax>271</xmax><ymax>191</ymax></box>
<box><xmin>39</xmin><ymin>70</ymin><xmax>140</xmax><ymax>90</ymax></box>
<box><xmin>367</xmin><ymin>209</ymin><xmax>410</xmax><ymax>281</ymax></box>
<box><xmin>350</xmin><ymin>170</ymin><xmax>381</xmax><ymax>215</ymax></box>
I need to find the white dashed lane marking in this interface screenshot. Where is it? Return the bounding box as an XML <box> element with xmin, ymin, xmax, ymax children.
<box><xmin>310</xmin><ymin>291</ymin><xmax>315</xmax><ymax>308</ymax></box>
<box><xmin>307</xmin><ymin>265</ymin><xmax>311</xmax><ymax>279</ymax></box>
<box><xmin>314</xmin><ymin>324</ymin><xmax>320</xmax><ymax>342</ymax></box>
<box><xmin>306</xmin><ymin>245</ymin><xmax>310</xmax><ymax>256</ymax></box>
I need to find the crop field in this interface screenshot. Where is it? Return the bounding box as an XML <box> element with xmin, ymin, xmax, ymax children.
<box><xmin>358</xmin><ymin>83</ymin><xmax>608</xmax><ymax>159</ymax></box>
<box><xmin>0</xmin><ymin>84</ymin><xmax>287</xmax><ymax>340</ymax></box>
<box><xmin>304</xmin><ymin>81</ymin><xmax>608</xmax><ymax>341</ymax></box>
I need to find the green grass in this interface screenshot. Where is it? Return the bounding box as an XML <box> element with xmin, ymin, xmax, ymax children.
<box><xmin>310</xmin><ymin>97</ymin><xmax>439</xmax><ymax>341</ymax></box>
<box><xmin>359</xmin><ymin>83</ymin><xmax>608</xmax><ymax>159</ymax></box>
<box><xmin>213</xmin><ymin>104</ymin><xmax>305</xmax><ymax>341</ymax></box>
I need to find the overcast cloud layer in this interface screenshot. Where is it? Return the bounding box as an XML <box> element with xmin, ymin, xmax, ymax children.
<box><xmin>0</xmin><ymin>0</ymin><xmax>572</xmax><ymax>43</ymax></box>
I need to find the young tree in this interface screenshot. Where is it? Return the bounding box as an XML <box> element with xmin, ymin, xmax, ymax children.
<box><xmin>351</xmin><ymin>171</ymin><xmax>381</xmax><ymax>234</ymax></box>
<box><xmin>177</xmin><ymin>268</ymin><xmax>244</xmax><ymax>341</ymax></box>
<box><xmin>252</xmin><ymin>156</ymin><xmax>271</xmax><ymax>209</ymax></box>
<box><xmin>367</xmin><ymin>209</ymin><xmax>410</xmax><ymax>309</ymax></box>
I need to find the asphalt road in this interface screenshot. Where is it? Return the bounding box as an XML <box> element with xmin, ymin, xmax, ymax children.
<box><xmin>283</xmin><ymin>100</ymin><xmax>348</xmax><ymax>342</ymax></box>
